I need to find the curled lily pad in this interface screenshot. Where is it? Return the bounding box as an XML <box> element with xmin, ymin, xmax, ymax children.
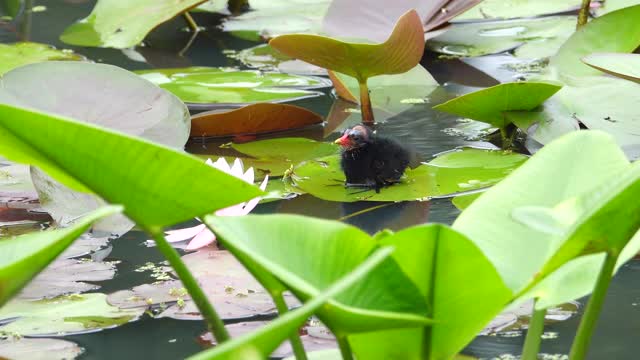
<box><xmin>291</xmin><ymin>147</ymin><xmax>527</xmax><ymax>202</ymax></box>
<box><xmin>0</xmin><ymin>42</ymin><xmax>84</xmax><ymax>76</ymax></box>
<box><xmin>428</xmin><ymin>16</ymin><xmax>576</xmax><ymax>58</ymax></box>
<box><xmin>136</xmin><ymin>67</ymin><xmax>330</xmax><ymax>110</ymax></box>
<box><xmin>190</xmin><ymin>103</ymin><xmax>323</xmax><ymax>137</ymax></box>
<box><xmin>0</xmin><ymin>293</ymin><xmax>144</xmax><ymax>336</ymax></box>
<box><xmin>582</xmin><ymin>53</ymin><xmax>640</xmax><ymax>83</ymax></box>
<box><xmin>0</xmin><ymin>338</ymin><xmax>83</xmax><ymax>360</ymax></box>
<box><xmin>60</xmin><ymin>0</ymin><xmax>208</xmax><ymax>48</ymax></box>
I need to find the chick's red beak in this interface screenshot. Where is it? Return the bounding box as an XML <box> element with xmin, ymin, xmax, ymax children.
<box><xmin>334</xmin><ymin>133</ymin><xmax>351</xmax><ymax>147</ymax></box>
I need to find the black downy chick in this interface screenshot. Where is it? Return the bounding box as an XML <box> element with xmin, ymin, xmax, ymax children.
<box><xmin>334</xmin><ymin>125</ymin><xmax>410</xmax><ymax>193</ymax></box>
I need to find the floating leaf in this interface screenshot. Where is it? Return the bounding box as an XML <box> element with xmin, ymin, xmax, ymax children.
<box><xmin>136</xmin><ymin>67</ymin><xmax>330</xmax><ymax>110</ymax></box>
<box><xmin>594</xmin><ymin>0</ymin><xmax>638</xmax><ymax>16</ymax></box>
<box><xmin>221</xmin><ymin>0</ymin><xmax>331</xmax><ymax>38</ymax></box>
<box><xmin>0</xmin><ymin>293</ymin><xmax>144</xmax><ymax>336</ymax></box>
<box><xmin>60</xmin><ymin>0</ymin><xmax>208</xmax><ymax>48</ymax></box>
<box><xmin>0</xmin><ymin>206</ymin><xmax>120</xmax><ymax>307</ymax></box>
<box><xmin>270</xmin><ymin>9</ymin><xmax>424</xmax><ymax>82</ymax></box>
<box><xmin>0</xmin><ymin>42</ymin><xmax>84</xmax><ymax>76</ymax></box>
<box><xmin>0</xmin><ymin>164</ymin><xmax>35</xmax><ymax>194</ymax></box>
<box><xmin>549</xmin><ymin>5</ymin><xmax>640</xmax><ymax>78</ymax></box>
<box><xmin>0</xmin><ymin>104</ymin><xmax>263</xmax><ymax>229</ymax></box>
<box><xmin>292</xmin><ymin>148</ymin><xmax>527</xmax><ymax>202</ymax></box>
<box><xmin>582</xmin><ymin>53</ymin><xmax>640</xmax><ymax>83</ymax></box>
<box><xmin>427</xmin><ymin>16</ymin><xmax>576</xmax><ymax>58</ymax></box>
<box><xmin>0</xmin><ymin>338</ymin><xmax>83</xmax><ymax>360</ymax></box>
<box><xmin>234</xmin><ymin>44</ymin><xmax>325</xmax><ymax>75</ymax></box>
<box><xmin>190</xmin><ymin>103</ymin><xmax>323</xmax><ymax>137</ymax></box>
<box><xmin>455</xmin><ymin>0</ymin><xmax>581</xmax><ymax>21</ymax></box>
<box><xmin>433</xmin><ymin>82</ymin><xmax>562</xmax><ymax>129</ymax></box>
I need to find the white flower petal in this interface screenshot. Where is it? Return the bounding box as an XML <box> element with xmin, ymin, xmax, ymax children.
<box><xmin>231</xmin><ymin>158</ymin><xmax>244</xmax><ymax>177</ymax></box>
<box><xmin>259</xmin><ymin>175</ymin><xmax>269</xmax><ymax>191</ymax></box>
<box><xmin>243</xmin><ymin>167</ymin><xmax>255</xmax><ymax>184</ymax></box>
<box><xmin>210</xmin><ymin>157</ymin><xmax>231</xmax><ymax>173</ymax></box>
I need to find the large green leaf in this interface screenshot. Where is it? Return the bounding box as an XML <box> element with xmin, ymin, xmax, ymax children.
<box><xmin>582</xmin><ymin>53</ymin><xmax>640</xmax><ymax>83</ymax></box>
<box><xmin>0</xmin><ymin>206</ymin><xmax>120</xmax><ymax>307</ymax></box>
<box><xmin>0</xmin><ymin>42</ymin><xmax>84</xmax><ymax>76</ymax></box>
<box><xmin>453</xmin><ymin>130</ymin><xmax>630</xmax><ymax>292</ymax></box>
<box><xmin>188</xmin><ymin>246</ymin><xmax>394</xmax><ymax>360</ymax></box>
<box><xmin>205</xmin><ymin>214</ymin><xmax>432</xmax><ymax>333</ymax></box>
<box><xmin>377</xmin><ymin>224</ymin><xmax>511</xmax><ymax>360</ymax></box>
<box><xmin>0</xmin><ymin>293</ymin><xmax>144</xmax><ymax>336</ymax></box>
<box><xmin>0</xmin><ymin>104</ymin><xmax>263</xmax><ymax>229</ymax></box>
<box><xmin>269</xmin><ymin>9</ymin><xmax>424</xmax><ymax>82</ymax></box>
<box><xmin>292</xmin><ymin>148</ymin><xmax>527</xmax><ymax>202</ymax></box>
<box><xmin>136</xmin><ymin>67</ymin><xmax>330</xmax><ymax>110</ymax></box>
<box><xmin>59</xmin><ymin>0</ymin><xmax>208</xmax><ymax>48</ymax></box>
<box><xmin>427</xmin><ymin>16</ymin><xmax>576</xmax><ymax>58</ymax></box>
<box><xmin>433</xmin><ymin>82</ymin><xmax>562</xmax><ymax>129</ymax></box>
<box><xmin>548</xmin><ymin>4</ymin><xmax>640</xmax><ymax>79</ymax></box>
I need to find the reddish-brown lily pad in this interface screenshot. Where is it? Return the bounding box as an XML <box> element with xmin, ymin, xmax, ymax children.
<box><xmin>190</xmin><ymin>103</ymin><xmax>323</xmax><ymax>137</ymax></box>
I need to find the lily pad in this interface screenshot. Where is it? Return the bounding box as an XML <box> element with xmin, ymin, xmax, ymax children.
<box><xmin>0</xmin><ymin>338</ymin><xmax>83</xmax><ymax>360</ymax></box>
<box><xmin>136</xmin><ymin>67</ymin><xmax>330</xmax><ymax>110</ymax></box>
<box><xmin>0</xmin><ymin>293</ymin><xmax>144</xmax><ymax>336</ymax></box>
<box><xmin>0</xmin><ymin>42</ymin><xmax>84</xmax><ymax>76</ymax></box>
<box><xmin>455</xmin><ymin>0</ymin><xmax>581</xmax><ymax>21</ymax></box>
<box><xmin>270</xmin><ymin>10</ymin><xmax>424</xmax><ymax>82</ymax></box>
<box><xmin>433</xmin><ymin>81</ymin><xmax>562</xmax><ymax>129</ymax></box>
<box><xmin>234</xmin><ymin>44</ymin><xmax>326</xmax><ymax>76</ymax></box>
<box><xmin>0</xmin><ymin>164</ymin><xmax>35</xmax><ymax>194</ymax></box>
<box><xmin>59</xmin><ymin>0</ymin><xmax>208</xmax><ymax>48</ymax></box>
<box><xmin>291</xmin><ymin>147</ymin><xmax>527</xmax><ymax>202</ymax></box>
<box><xmin>427</xmin><ymin>16</ymin><xmax>576</xmax><ymax>58</ymax></box>
<box><xmin>582</xmin><ymin>53</ymin><xmax>640</xmax><ymax>83</ymax></box>
<box><xmin>594</xmin><ymin>0</ymin><xmax>638</xmax><ymax>16</ymax></box>
<box><xmin>190</xmin><ymin>103</ymin><xmax>323</xmax><ymax>137</ymax></box>
<box><xmin>19</xmin><ymin>259</ymin><xmax>116</xmax><ymax>300</ymax></box>
<box><xmin>221</xmin><ymin>0</ymin><xmax>330</xmax><ymax>38</ymax></box>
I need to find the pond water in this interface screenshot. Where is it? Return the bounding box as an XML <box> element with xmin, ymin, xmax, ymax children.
<box><xmin>2</xmin><ymin>1</ymin><xmax>640</xmax><ymax>359</ymax></box>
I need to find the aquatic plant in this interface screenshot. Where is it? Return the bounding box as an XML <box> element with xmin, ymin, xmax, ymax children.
<box><xmin>165</xmin><ymin>157</ymin><xmax>268</xmax><ymax>250</ymax></box>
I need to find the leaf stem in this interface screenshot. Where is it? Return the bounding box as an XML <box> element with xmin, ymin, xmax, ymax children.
<box><xmin>272</xmin><ymin>291</ymin><xmax>308</xmax><ymax>360</ymax></box>
<box><xmin>577</xmin><ymin>0</ymin><xmax>591</xmax><ymax>29</ymax></box>
<box><xmin>358</xmin><ymin>80</ymin><xmax>374</xmax><ymax>125</ymax></box>
<box><xmin>336</xmin><ymin>334</ymin><xmax>354</xmax><ymax>360</ymax></box>
<box><xmin>521</xmin><ymin>300</ymin><xmax>547</xmax><ymax>360</ymax></box>
<box><xmin>569</xmin><ymin>252</ymin><xmax>617</xmax><ymax>360</ymax></box>
<box><xmin>149</xmin><ymin>229</ymin><xmax>230</xmax><ymax>343</ymax></box>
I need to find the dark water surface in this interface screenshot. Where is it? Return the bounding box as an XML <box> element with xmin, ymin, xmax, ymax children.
<box><xmin>2</xmin><ymin>1</ymin><xmax>640</xmax><ymax>359</ymax></box>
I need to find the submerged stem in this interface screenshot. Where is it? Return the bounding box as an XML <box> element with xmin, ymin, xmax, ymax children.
<box><xmin>149</xmin><ymin>230</ymin><xmax>230</xmax><ymax>343</ymax></box>
<box><xmin>358</xmin><ymin>80</ymin><xmax>374</xmax><ymax>125</ymax></box>
<box><xmin>179</xmin><ymin>12</ymin><xmax>200</xmax><ymax>56</ymax></box>
<box><xmin>273</xmin><ymin>292</ymin><xmax>308</xmax><ymax>360</ymax></box>
<box><xmin>569</xmin><ymin>252</ymin><xmax>618</xmax><ymax>360</ymax></box>
<box><xmin>521</xmin><ymin>301</ymin><xmax>547</xmax><ymax>360</ymax></box>
<box><xmin>577</xmin><ymin>0</ymin><xmax>591</xmax><ymax>29</ymax></box>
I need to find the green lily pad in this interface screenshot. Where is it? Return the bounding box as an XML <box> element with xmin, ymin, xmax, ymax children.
<box><xmin>59</xmin><ymin>0</ymin><xmax>208</xmax><ymax>48</ymax></box>
<box><xmin>455</xmin><ymin>0</ymin><xmax>581</xmax><ymax>21</ymax></box>
<box><xmin>594</xmin><ymin>0</ymin><xmax>638</xmax><ymax>16</ymax></box>
<box><xmin>221</xmin><ymin>0</ymin><xmax>330</xmax><ymax>38</ymax></box>
<box><xmin>136</xmin><ymin>67</ymin><xmax>330</xmax><ymax>110</ymax></box>
<box><xmin>233</xmin><ymin>44</ymin><xmax>325</xmax><ymax>75</ymax></box>
<box><xmin>433</xmin><ymin>81</ymin><xmax>562</xmax><ymax>129</ymax></box>
<box><xmin>0</xmin><ymin>164</ymin><xmax>35</xmax><ymax>194</ymax></box>
<box><xmin>0</xmin><ymin>42</ymin><xmax>84</xmax><ymax>76</ymax></box>
<box><xmin>582</xmin><ymin>53</ymin><xmax>640</xmax><ymax>83</ymax></box>
<box><xmin>292</xmin><ymin>147</ymin><xmax>527</xmax><ymax>202</ymax></box>
<box><xmin>0</xmin><ymin>293</ymin><xmax>144</xmax><ymax>336</ymax></box>
<box><xmin>427</xmin><ymin>16</ymin><xmax>576</xmax><ymax>58</ymax></box>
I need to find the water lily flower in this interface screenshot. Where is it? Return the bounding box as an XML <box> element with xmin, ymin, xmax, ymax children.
<box><xmin>164</xmin><ymin>157</ymin><xmax>268</xmax><ymax>250</ymax></box>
